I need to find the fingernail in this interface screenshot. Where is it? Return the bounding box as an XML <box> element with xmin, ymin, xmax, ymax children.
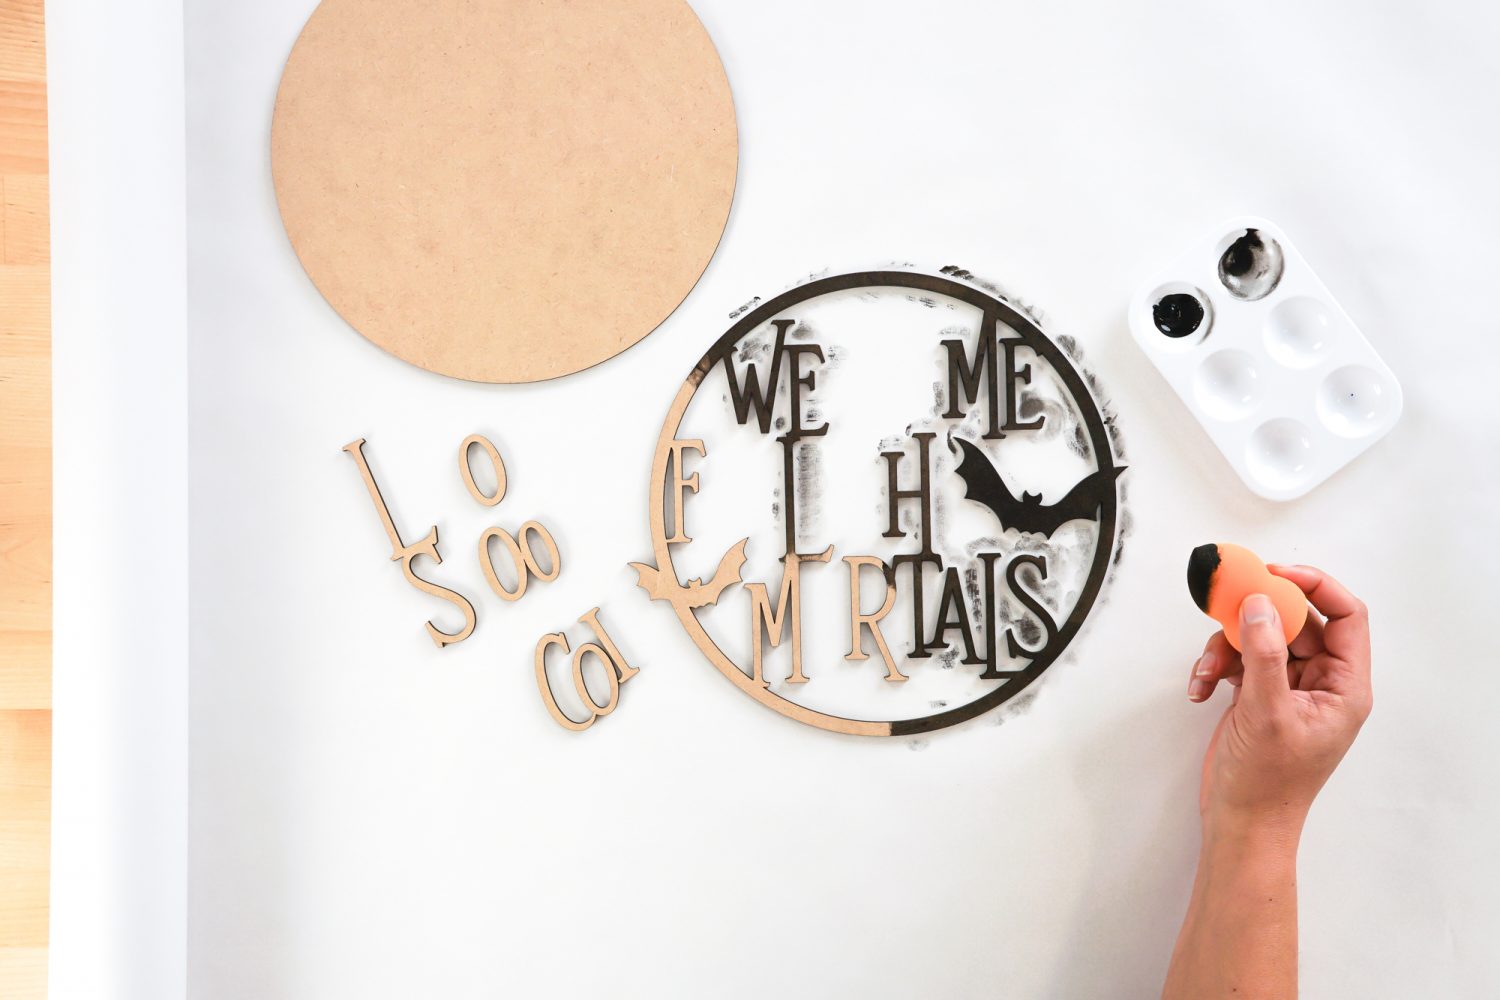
<box><xmin>1194</xmin><ymin>651</ymin><xmax>1217</xmax><ymax>677</ymax></box>
<box><xmin>1242</xmin><ymin>594</ymin><xmax>1277</xmax><ymax>625</ymax></box>
<box><xmin>1188</xmin><ymin>677</ymin><xmax>1210</xmax><ymax>701</ymax></box>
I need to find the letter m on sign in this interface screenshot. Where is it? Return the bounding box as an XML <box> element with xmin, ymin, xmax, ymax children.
<box><xmin>942</xmin><ymin>308</ymin><xmax>1002</xmax><ymax>439</ymax></box>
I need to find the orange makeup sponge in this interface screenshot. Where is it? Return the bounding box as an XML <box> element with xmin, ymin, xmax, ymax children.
<box><xmin>1186</xmin><ymin>543</ymin><xmax>1307</xmax><ymax>651</ymax></box>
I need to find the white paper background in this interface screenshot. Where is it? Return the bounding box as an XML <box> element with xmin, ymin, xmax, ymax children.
<box><xmin>48</xmin><ymin>1</ymin><xmax>187</xmax><ymax>997</ymax></box>
<box><xmin>51</xmin><ymin>0</ymin><xmax>1500</xmax><ymax>996</ymax></box>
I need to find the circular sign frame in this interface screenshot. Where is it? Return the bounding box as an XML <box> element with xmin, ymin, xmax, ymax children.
<box><xmin>646</xmin><ymin>271</ymin><xmax>1122</xmax><ymax>736</ymax></box>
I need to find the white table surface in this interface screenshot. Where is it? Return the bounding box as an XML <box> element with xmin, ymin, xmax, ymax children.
<box><xmin>50</xmin><ymin>0</ymin><xmax>1500</xmax><ymax>996</ymax></box>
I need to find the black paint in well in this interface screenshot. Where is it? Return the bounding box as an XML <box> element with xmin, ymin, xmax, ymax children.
<box><xmin>1217</xmin><ymin>229</ymin><xmax>1284</xmax><ymax>300</ymax></box>
<box><xmin>1153</xmin><ymin>292</ymin><xmax>1206</xmax><ymax>338</ymax></box>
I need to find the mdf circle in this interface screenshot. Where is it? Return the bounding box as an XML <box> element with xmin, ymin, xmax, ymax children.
<box><xmin>271</xmin><ymin>0</ymin><xmax>738</xmax><ymax>383</ymax></box>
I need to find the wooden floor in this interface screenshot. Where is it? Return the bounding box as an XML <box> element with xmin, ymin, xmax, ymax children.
<box><xmin>0</xmin><ymin>0</ymin><xmax>50</xmax><ymax>996</ymax></box>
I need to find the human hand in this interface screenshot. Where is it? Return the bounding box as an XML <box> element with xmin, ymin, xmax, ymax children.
<box><xmin>1185</xmin><ymin>564</ymin><xmax>1373</xmax><ymax>837</ymax></box>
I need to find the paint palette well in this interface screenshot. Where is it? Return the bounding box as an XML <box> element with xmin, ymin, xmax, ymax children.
<box><xmin>1128</xmin><ymin>216</ymin><xmax>1402</xmax><ymax>500</ymax></box>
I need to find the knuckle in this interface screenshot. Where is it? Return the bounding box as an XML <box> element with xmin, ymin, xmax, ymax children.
<box><xmin>1245</xmin><ymin>634</ymin><xmax>1287</xmax><ymax>667</ymax></box>
<box><xmin>1255</xmin><ymin>705</ymin><xmax>1295</xmax><ymax>738</ymax></box>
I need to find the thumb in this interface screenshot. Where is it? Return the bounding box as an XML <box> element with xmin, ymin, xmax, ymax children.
<box><xmin>1238</xmin><ymin>594</ymin><xmax>1290</xmax><ymax>704</ymax></box>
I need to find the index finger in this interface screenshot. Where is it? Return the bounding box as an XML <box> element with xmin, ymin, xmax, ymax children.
<box><xmin>1269</xmin><ymin>563</ymin><xmax>1370</xmax><ymax>677</ymax></box>
<box><xmin>1270</xmin><ymin>564</ymin><xmax>1362</xmax><ymax>618</ymax></box>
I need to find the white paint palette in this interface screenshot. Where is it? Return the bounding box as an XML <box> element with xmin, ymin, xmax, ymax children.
<box><xmin>1128</xmin><ymin>216</ymin><xmax>1402</xmax><ymax>501</ymax></box>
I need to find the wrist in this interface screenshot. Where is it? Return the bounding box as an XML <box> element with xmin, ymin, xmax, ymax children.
<box><xmin>1202</xmin><ymin>803</ymin><xmax>1306</xmax><ymax>864</ymax></box>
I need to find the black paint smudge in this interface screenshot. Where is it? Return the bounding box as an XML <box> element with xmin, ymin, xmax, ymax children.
<box><xmin>795</xmin><ymin>442</ymin><xmax>823</xmax><ymax>539</ymax></box>
<box><xmin>729</xmin><ymin>296</ymin><xmax>762</xmax><ymax>319</ymax></box>
<box><xmin>1015</xmin><ymin>618</ymin><xmax>1043</xmax><ymax>647</ymax></box>
<box><xmin>1218</xmin><ymin>229</ymin><xmax>1284</xmax><ymax>301</ymax></box>
<box><xmin>939</xmin><ymin>264</ymin><xmax>1045</xmax><ymax>326</ymax></box>
<box><xmin>991</xmin><ymin>688</ymin><xmax>1038</xmax><ymax>727</ymax></box>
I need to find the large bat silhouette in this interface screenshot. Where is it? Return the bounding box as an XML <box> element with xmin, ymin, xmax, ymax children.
<box><xmin>952</xmin><ymin>437</ymin><xmax>1124</xmax><ymax>537</ymax></box>
<box><xmin>630</xmin><ymin>538</ymin><xmax>748</xmax><ymax>609</ymax></box>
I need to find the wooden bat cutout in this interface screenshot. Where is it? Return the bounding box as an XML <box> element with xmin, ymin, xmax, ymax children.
<box><xmin>631</xmin><ymin>538</ymin><xmax>749</xmax><ymax>610</ymax></box>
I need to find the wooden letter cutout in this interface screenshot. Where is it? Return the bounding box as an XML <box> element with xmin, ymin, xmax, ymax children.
<box><xmin>844</xmin><ymin>555</ymin><xmax>904</xmax><ymax>682</ymax></box>
<box><xmin>746</xmin><ymin>545</ymin><xmax>832</xmax><ymax>686</ymax></box>
<box><xmin>666</xmin><ymin>438</ymin><xmax>705</xmax><ymax>544</ymax></box>
<box><xmin>343</xmin><ymin>438</ymin><xmax>476</xmax><ymax>647</ymax></box>
<box><xmin>881</xmin><ymin>432</ymin><xmax>937</xmax><ymax>556</ymax></box>
<box><xmin>534</xmin><ymin>608</ymin><xmax>641</xmax><ymax>732</ymax></box>
<box><xmin>940</xmin><ymin>308</ymin><xmax>1044</xmax><ymax>438</ymax></box>
<box><xmin>479</xmin><ymin>519</ymin><xmax>561</xmax><ymax>602</ymax></box>
<box><xmin>534</xmin><ymin>633</ymin><xmax>590</xmax><ymax>731</ymax></box>
<box><xmin>459</xmin><ymin>433</ymin><xmax>508</xmax><ymax>507</ymax></box>
<box><xmin>578</xmin><ymin>607</ymin><xmax>640</xmax><ymax>684</ymax></box>
<box><xmin>929</xmin><ymin>566</ymin><xmax>985</xmax><ymax>665</ymax></box>
<box><xmin>1005</xmin><ymin>553</ymin><xmax>1059</xmax><ymax>659</ymax></box>
<box><xmin>571</xmin><ymin>643</ymin><xmax>619</xmax><ymax>719</ymax></box>
<box><xmin>519</xmin><ymin>521</ymin><xmax>562</xmax><ymax>582</ymax></box>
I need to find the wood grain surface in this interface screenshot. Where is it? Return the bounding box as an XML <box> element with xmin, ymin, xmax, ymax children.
<box><xmin>0</xmin><ymin>0</ymin><xmax>49</xmax><ymax>995</ymax></box>
<box><xmin>271</xmin><ymin>0</ymin><xmax>737</xmax><ymax>383</ymax></box>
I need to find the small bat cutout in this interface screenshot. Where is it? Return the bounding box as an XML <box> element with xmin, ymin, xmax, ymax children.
<box><xmin>631</xmin><ymin>538</ymin><xmax>749</xmax><ymax>609</ymax></box>
<box><xmin>951</xmin><ymin>436</ymin><xmax>1124</xmax><ymax>538</ymax></box>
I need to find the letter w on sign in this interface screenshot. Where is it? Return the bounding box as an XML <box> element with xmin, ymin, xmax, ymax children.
<box><xmin>722</xmin><ymin>318</ymin><xmax>795</xmax><ymax>432</ymax></box>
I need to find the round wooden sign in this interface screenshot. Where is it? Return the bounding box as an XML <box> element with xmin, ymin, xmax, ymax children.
<box><xmin>635</xmin><ymin>271</ymin><xmax>1126</xmax><ymax>736</ymax></box>
<box><xmin>271</xmin><ymin>0</ymin><xmax>738</xmax><ymax>383</ymax></box>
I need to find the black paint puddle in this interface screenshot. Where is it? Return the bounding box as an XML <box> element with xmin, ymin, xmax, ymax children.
<box><xmin>1153</xmin><ymin>292</ymin><xmax>1206</xmax><ymax>338</ymax></box>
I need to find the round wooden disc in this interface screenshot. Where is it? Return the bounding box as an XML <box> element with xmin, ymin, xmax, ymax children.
<box><xmin>271</xmin><ymin>0</ymin><xmax>737</xmax><ymax>383</ymax></box>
